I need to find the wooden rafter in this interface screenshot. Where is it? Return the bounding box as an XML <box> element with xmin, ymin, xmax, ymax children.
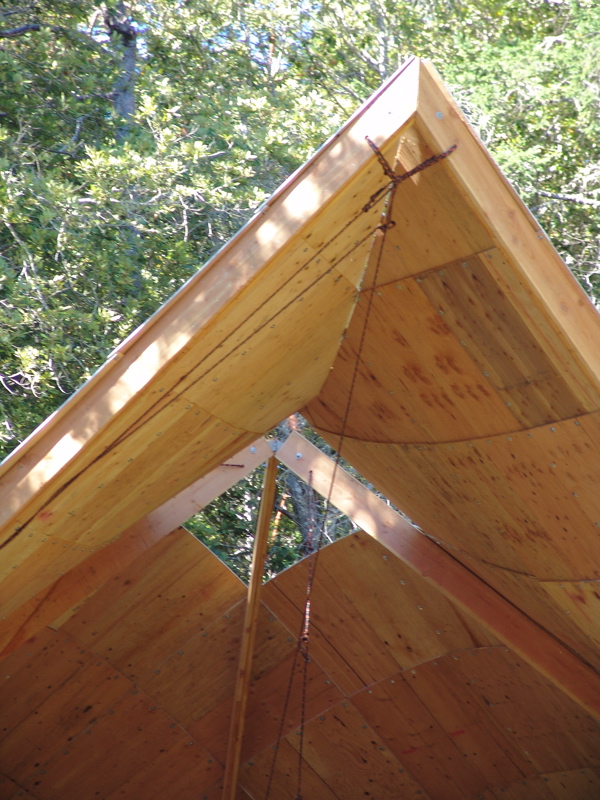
<box><xmin>276</xmin><ymin>431</ymin><xmax>600</xmax><ymax>719</ymax></box>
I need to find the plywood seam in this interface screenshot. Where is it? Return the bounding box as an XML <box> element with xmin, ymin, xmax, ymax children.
<box><xmin>365</xmin><ymin>245</ymin><xmax>503</xmax><ymax>290</ymax></box>
<box><xmin>0</xmin><ymin>402</ymin><xmax>249</xmax><ymax>555</ymax></box>
<box><xmin>310</xmin><ymin>411</ymin><xmax>596</xmax><ymax>448</ymax></box>
<box><xmin>445</xmin><ymin>547</ymin><xmax>600</xmax><ymax>585</ymax></box>
<box><xmin>421</xmin><ymin>535</ymin><xmax>536</xmax><ymax>578</ymax></box>
<box><xmin>345</xmin><ymin>644</ymin><xmax>510</xmax><ymax>694</ymax></box>
<box><xmin>260</xmin><ymin>581</ymin><xmax>365</xmax><ymax>696</ymax></box>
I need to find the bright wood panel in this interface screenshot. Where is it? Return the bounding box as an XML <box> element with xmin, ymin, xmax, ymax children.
<box><xmin>261</xmin><ymin>564</ymin><xmax>367</xmax><ymax>696</ymax></box>
<box><xmin>264</xmin><ymin>548</ymin><xmax>402</xmax><ymax>688</ymax></box>
<box><xmin>117</xmin><ymin>592</ymin><xmax>298</xmax><ymax>763</ymax></box>
<box><xmin>60</xmin><ymin>529</ymin><xmax>245</xmax><ymax>677</ymax></box>
<box><xmin>442</xmin><ymin>648</ymin><xmax>600</xmax><ymax>774</ymax></box>
<box><xmin>352</xmin><ymin>671</ymin><xmax>490</xmax><ymax>800</ymax></box>
<box><xmin>180</xmin><ymin>269</ymin><xmax>358</xmax><ymax>432</ymax></box>
<box><xmin>16</xmin><ymin>404</ymin><xmax>250</xmax><ymax>547</ymax></box>
<box><xmin>0</xmin><ymin>439</ymin><xmax>269</xmax><ymax>658</ymax></box>
<box><xmin>418</xmin><ymin>251</ymin><xmax>591</xmax><ymax>426</ymax></box>
<box><xmin>306</xmin><ymin>278</ymin><xmax>518</xmax><ymax>443</ymax></box>
<box><xmin>277</xmin><ymin>432</ymin><xmax>600</xmax><ymax>718</ymax></box>
<box><xmin>312</xmin><ymin>532</ymin><xmax>498</xmax><ymax>668</ymax></box>
<box><xmin>0</xmin><ymin>57</ymin><xmax>421</xmax><ymax>541</ymax></box>
<box><xmin>286</xmin><ymin>701</ymin><xmax>430</xmax><ymax>799</ymax></box>
<box><xmin>537</xmin><ymin>580</ymin><xmax>600</xmax><ymax>657</ymax></box>
<box><xmin>440</xmin><ymin>557</ymin><xmax>600</xmax><ymax>673</ymax></box>
<box><xmin>401</xmin><ymin>654</ymin><xmax>535</xmax><ymax>786</ymax></box>
<box><xmin>191</xmin><ymin>648</ymin><xmax>343</xmax><ymax>766</ymax></box>
<box><xmin>329</xmin><ymin>419</ymin><xmax>600</xmax><ymax>580</ymax></box>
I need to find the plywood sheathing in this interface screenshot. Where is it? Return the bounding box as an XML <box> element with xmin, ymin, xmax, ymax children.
<box><xmin>0</xmin><ymin>511</ymin><xmax>599</xmax><ymax>799</ymax></box>
<box><xmin>245</xmin><ymin>534</ymin><xmax>600</xmax><ymax>800</ymax></box>
<box><xmin>276</xmin><ymin>432</ymin><xmax>600</xmax><ymax>715</ymax></box>
<box><xmin>302</xmin><ymin>63</ymin><xmax>600</xmax><ymax>706</ymax></box>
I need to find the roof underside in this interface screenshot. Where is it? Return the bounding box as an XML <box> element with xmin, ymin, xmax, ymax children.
<box><xmin>1</xmin><ymin>58</ymin><xmax>600</xmax><ymax>800</ymax></box>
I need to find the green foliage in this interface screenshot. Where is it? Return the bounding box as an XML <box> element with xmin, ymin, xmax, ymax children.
<box><xmin>185</xmin><ymin>448</ymin><xmax>356</xmax><ymax>583</ymax></box>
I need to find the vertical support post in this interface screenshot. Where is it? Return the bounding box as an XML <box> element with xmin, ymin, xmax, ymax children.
<box><xmin>221</xmin><ymin>456</ymin><xmax>279</xmax><ymax>800</ymax></box>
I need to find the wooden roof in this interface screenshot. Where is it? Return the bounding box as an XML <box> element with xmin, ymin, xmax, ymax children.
<box><xmin>1</xmin><ymin>57</ymin><xmax>600</xmax><ymax>799</ymax></box>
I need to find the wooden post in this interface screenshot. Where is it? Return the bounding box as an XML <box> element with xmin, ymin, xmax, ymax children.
<box><xmin>221</xmin><ymin>456</ymin><xmax>278</xmax><ymax>800</ymax></box>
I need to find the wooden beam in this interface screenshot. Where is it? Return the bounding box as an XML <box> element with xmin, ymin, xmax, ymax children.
<box><xmin>222</xmin><ymin>456</ymin><xmax>279</xmax><ymax>800</ymax></box>
<box><xmin>276</xmin><ymin>432</ymin><xmax>600</xmax><ymax>719</ymax></box>
<box><xmin>0</xmin><ymin>439</ymin><xmax>272</xmax><ymax>657</ymax></box>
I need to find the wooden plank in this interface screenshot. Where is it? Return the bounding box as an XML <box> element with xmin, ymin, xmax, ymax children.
<box><xmin>276</xmin><ymin>432</ymin><xmax>600</xmax><ymax>718</ymax></box>
<box><xmin>418</xmin><ymin>251</ymin><xmax>590</xmax><ymax>427</ymax></box>
<box><xmin>147</xmin><ymin>438</ymin><xmax>273</xmax><ymax>535</ymax></box>
<box><xmin>222</xmin><ymin>457</ymin><xmax>278</xmax><ymax>800</ymax></box>
<box><xmin>306</xmin><ymin>417</ymin><xmax>600</xmax><ymax>580</ymax></box>
<box><xmin>305</xmin><ymin>277</ymin><xmax>518</xmax><ymax>444</ymax></box>
<box><xmin>435</xmin><ymin>555</ymin><xmax>600</xmax><ymax>673</ymax></box>
<box><xmin>11</xmin><ymin>403</ymin><xmax>251</xmax><ymax>547</ymax></box>
<box><xmin>334</xmin><ymin>438</ymin><xmax>550</xmax><ymax>575</ymax></box>
<box><xmin>239</xmin><ymin>649</ymin><xmax>343</xmax><ymax>764</ymax></box>
<box><xmin>315</xmin><ymin>531</ymin><xmax>499</xmax><ymax>668</ymax></box>
<box><xmin>285</xmin><ymin>700</ymin><xmax>430</xmax><ymax>799</ymax></box>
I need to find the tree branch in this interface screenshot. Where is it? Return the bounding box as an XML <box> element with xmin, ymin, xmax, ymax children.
<box><xmin>0</xmin><ymin>22</ymin><xmax>40</xmax><ymax>37</ymax></box>
<box><xmin>538</xmin><ymin>189</ymin><xmax>600</xmax><ymax>209</ymax></box>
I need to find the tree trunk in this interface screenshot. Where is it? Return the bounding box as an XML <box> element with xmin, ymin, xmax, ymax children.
<box><xmin>104</xmin><ymin>1</ymin><xmax>137</xmax><ymax>127</ymax></box>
